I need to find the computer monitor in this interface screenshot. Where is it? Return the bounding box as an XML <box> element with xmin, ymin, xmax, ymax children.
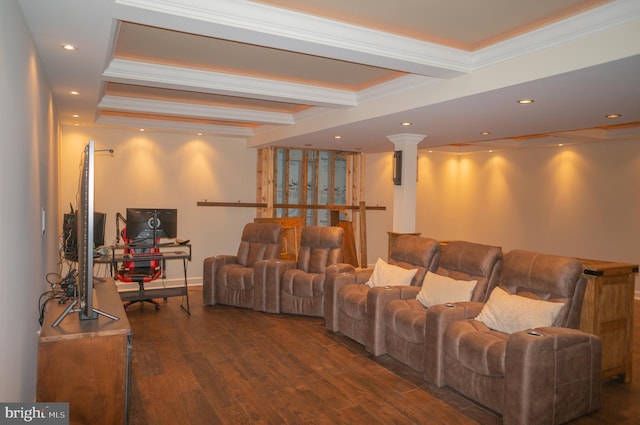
<box><xmin>125</xmin><ymin>208</ymin><xmax>177</xmax><ymax>246</ymax></box>
<box><xmin>63</xmin><ymin>211</ymin><xmax>107</xmax><ymax>261</ymax></box>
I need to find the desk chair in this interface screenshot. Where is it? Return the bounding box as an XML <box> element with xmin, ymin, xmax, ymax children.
<box><xmin>117</xmin><ymin>228</ymin><xmax>162</xmax><ymax>312</ymax></box>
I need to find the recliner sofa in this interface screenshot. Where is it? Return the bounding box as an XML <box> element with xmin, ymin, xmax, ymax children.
<box><xmin>203</xmin><ymin>222</ymin><xmax>283</xmax><ymax>309</ymax></box>
<box><xmin>425</xmin><ymin>249</ymin><xmax>601</xmax><ymax>425</ymax></box>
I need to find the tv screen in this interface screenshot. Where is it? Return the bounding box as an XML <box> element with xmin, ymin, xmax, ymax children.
<box><xmin>54</xmin><ymin>140</ymin><xmax>118</xmax><ymax>326</ymax></box>
<box><xmin>125</xmin><ymin>208</ymin><xmax>177</xmax><ymax>245</ymax></box>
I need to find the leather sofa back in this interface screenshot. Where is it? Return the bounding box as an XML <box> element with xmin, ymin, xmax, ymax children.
<box><xmin>500</xmin><ymin>249</ymin><xmax>586</xmax><ymax>328</ymax></box>
<box><xmin>388</xmin><ymin>235</ymin><xmax>440</xmax><ymax>285</ymax></box>
<box><xmin>236</xmin><ymin>222</ymin><xmax>283</xmax><ymax>267</ymax></box>
<box><xmin>297</xmin><ymin>225</ymin><xmax>344</xmax><ymax>273</ymax></box>
<box><xmin>436</xmin><ymin>241</ymin><xmax>503</xmax><ymax>302</ymax></box>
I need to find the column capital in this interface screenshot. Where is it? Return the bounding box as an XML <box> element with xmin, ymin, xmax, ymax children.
<box><xmin>387</xmin><ymin>133</ymin><xmax>426</xmax><ymax>147</ymax></box>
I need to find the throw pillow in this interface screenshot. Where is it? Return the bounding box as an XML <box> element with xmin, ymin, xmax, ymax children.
<box><xmin>475</xmin><ymin>286</ymin><xmax>565</xmax><ymax>334</ymax></box>
<box><xmin>416</xmin><ymin>271</ymin><xmax>477</xmax><ymax>307</ymax></box>
<box><xmin>365</xmin><ymin>258</ymin><xmax>418</xmax><ymax>288</ymax></box>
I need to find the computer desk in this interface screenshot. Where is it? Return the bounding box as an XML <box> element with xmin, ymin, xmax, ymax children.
<box><xmin>96</xmin><ymin>243</ymin><xmax>192</xmax><ymax>314</ymax></box>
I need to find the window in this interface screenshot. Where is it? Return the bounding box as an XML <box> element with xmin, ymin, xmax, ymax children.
<box><xmin>258</xmin><ymin>147</ymin><xmax>360</xmax><ymax>226</ymax></box>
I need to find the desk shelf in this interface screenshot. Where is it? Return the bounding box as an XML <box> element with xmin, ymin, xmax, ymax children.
<box><xmin>100</xmin><ymin>243</ymin><xmax>192</xmax><ymax>314</ymax></box>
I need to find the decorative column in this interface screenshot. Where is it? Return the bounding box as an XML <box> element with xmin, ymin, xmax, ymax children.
<box><xmin>387</xmin><ymin>133</ymin><xmax>425</xmax><ymax>233</ymax></box>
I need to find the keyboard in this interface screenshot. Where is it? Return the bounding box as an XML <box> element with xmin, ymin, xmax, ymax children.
<box><xmin>132</xmin><ymin>252</ymin><xmax>163</xmax><ymax>258</ymax></box>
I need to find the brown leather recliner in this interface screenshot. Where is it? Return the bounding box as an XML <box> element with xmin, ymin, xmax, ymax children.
<box><xmin>255</xmin><ymin>225</ymin><xmax>354</xmax><ymax>317</ymax></box>
<box><xmin>381</xmin><ymin>240</ymin><xmax>503</xmax><ymax>371</ymax></box>
<box><xmin>426</xmin><ymin>249</ymin><xmax>601</xmax><ymax>425</ymax></box>
<box><xmin>203</xmin><ymin>222</ymin><xmax>282</xmax><ymax>309</ymax></box>
<box><xmin>326</xmin><ymin>235</ymin><xmax>441</xmax><ymax>354</ymax></box>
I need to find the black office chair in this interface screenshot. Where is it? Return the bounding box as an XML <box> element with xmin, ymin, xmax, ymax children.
<box><xmin>117</xmin><ymin>228</ymin><xmax>162</xmax><ymax>312</ymax></box>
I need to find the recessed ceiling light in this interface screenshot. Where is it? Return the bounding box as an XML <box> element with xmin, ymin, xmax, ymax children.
<box><xmin>401</xmin><ymin>122</ymin><xmax>412</xmax><ymax>126</ymax></box>
<box><xmin>72</xmin><ymin>114</ymin><xmax>79</xmax><ymax>118</ymax></box>
<box><xmin>517</xmin><ymin>98</ymin><xmax>534</xmax><ymax>104</ymax></box>
<box><xmin>333</xmin><ymin>135</ymin><xmax>342</xmax><ymax>140</ymax></box>
<box><xmin>481</xmin><ymin>131</ymin><xmax>491</xmax><ymax>136</ymax></box>
<box><xmin>139</xmin><ymin>128</ymin><xmax>145</xmax><ymax>132</ymax></box>
<box><xmin>70</xmin><ymin>91</ymin><xmax>79</xmax><ymax>95</ymax></box>
<box><xmin>61</xmin><ymin>44</ymin><xmax>78</xmax><ymax>51</ymax></box>
<box><xmin>197</xmin><ymin>132</ymin><xmax>203</xmax><ymax>136</ymax></box>
<box><xmin>605</xmin><ymin>113</ymin><xmax>622</xmax><ymax>119</ymax></box>
<box><xmin>558</xmin><ymin>143</ymin><xmax>564</xmax><ymax>147</ymax></box>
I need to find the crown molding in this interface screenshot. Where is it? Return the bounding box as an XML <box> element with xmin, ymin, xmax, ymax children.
<box><xmin>103</xmin><ymin>58</ymin><xmax>358</xmax><ymax>107</ymax></box>
<box><xmin>95</xmin><ymin>114</ymin><xmax>254</xmax><ymax>137</ymax></box>
<box><xmin>473</xmin><ymin>0</ymin><xmax>640</xmax><ymax>68</ymax></box>
<box><xmin>98</xmin><ymin>95</ymin><xmax>295</xmax><ymax>125</ymax></box>
<box><xmin>115</xmin><ymin>0</ymin><xmax>470</xmax><ymax>76</ymax></box>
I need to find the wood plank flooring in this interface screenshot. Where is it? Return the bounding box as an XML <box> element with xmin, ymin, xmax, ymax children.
<box><xmin>126</xmin><ymin>289</ymin><xmax>640</xmax><ymax>425</ymax></box>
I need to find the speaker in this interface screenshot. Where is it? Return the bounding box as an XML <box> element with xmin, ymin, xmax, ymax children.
<box><xmin>393</xmin><ymin>150</ymin><xmax>402</xmax><ymax>185</ymax></box>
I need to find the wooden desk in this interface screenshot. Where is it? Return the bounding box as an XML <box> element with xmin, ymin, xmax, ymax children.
<box><xmin>37</xmin><ymin>279</ymin><xmax>132</xmax><ymax>425</ymax></box>
<box><xmin>579</xmin><ymin>259</ymin><xmax>638</xmax><ymax>383</ymax></box>
<box><xmin>102</xmin><ymin>244</ymin><xmax>192</xmax><ymax>314</ymax></box>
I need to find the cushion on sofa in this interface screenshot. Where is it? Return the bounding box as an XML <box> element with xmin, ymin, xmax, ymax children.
<box><xmin>365</xmin><ymin>258</ymin><xmax>418</xmax><ymax>288</ymax></box>
<box><xmin>416</xmin><ymin>271</ymin><xmax>477</xmax><ymax>308</ymax></box>
<box><xmin>475</xmin><ymin>286</ymin><xmax>565</xmax><ymax>334</ymax></box>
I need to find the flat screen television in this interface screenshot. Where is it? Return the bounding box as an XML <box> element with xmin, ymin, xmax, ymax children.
<box><xmin>53</xmin><ymin>140</ymin><xmax>118</xmax><ymax>326</ymax></box>
<box><xmin>125</xmin><ymin>208</ymin><xmax>178</xmax><ymax>246</ymax></box>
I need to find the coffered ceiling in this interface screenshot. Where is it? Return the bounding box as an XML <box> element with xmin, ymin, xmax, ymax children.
<box><xmin>17</xmin><ymin>0</ymin><xmax>640</xmax><ymax>153</ymax></box>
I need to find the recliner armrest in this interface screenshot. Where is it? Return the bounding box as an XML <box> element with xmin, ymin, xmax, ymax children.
<box><xmin>365</xmin><ymin>285</ymin><xmax>419</xmax><ymax>355</ymax></box>
<box><xmin>423</xmin><ymin>301</ymin><xmax>484</xmax><ymax>386</ymax></box>
<box><xmin>253</xmin><ymin>259</ymin><xmax>296</xmax><ymax>313</ymax></box>
<box><xmin>504</xmin><ymin>327</ymin><xmax>602</xmax><ymax>425</ymax></box>
<box><xmin>355</xmin><ymin>268</ymin><xmax>373</xmax><ymax>284</ymax></box>
<box><xmin>202</xmin><ymin>255</ymin><xmax>239</xmax><ymax>305</ymax></box>
<box><xmin>326</xmin><ymin>263</ymin><xmax>356</xmax><ymax>275</ymax></box>
<box><xmin>324</xmin><ymin>271</ymin><xmax>357</xmax><ymax>331</ymax></box>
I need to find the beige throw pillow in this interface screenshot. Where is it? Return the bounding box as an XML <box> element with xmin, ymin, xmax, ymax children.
<box><xmin>416</xmin><ymin>271</ymin><xmax>477</xmax><ymax>308</ymax></box>
<box><xmin>365</xmin><ymin>258</ymin><xmax>418</xmax><ymax>288</ymax></box>
<box><xmin>475</xmin><ymin>287</ymin><xmax>565</xmax><ymax>334</ymax></box>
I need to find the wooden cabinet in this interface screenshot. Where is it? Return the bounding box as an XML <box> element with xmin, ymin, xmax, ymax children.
<box><xmin>579</xmin><ymin>259</ymin><xmax>638</xmax><ymax>383</ymax></box>
<box><xmin>37</xmin><ymin>279</ymin><xmax>132</xmax><ymax>424</ymax></box>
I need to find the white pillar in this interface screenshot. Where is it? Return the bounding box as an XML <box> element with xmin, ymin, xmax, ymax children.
<box><xmin>387</xmin><ymin>133</ymin><xmax>425</xmax><ymax>233</ymax></box>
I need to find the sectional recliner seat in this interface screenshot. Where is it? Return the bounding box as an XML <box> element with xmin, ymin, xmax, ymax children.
<box><xmin>204</xmin><ymin>226</ymin><xmax>602</xmax><ymax>424</ymax></box>
<box><xmin>325</xmin><ymin>237</ymin><xmax>601</xmax><ymax>425</ymax></box>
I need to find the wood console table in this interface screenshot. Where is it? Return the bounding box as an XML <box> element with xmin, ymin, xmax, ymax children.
<box><xmin>37</xmin><ymin>279</ymin><xmax>132</xmax><ymax>424</ymax></box>
<box><xmin>579</xmin><ymin>259</ymin><xmax>638</xmax><ymax>383</ymax></box>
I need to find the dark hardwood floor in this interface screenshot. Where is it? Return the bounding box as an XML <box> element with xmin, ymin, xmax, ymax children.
<box><xmin>126</xmin><ymin>289</ymin><xmax>640</xmax><ymax>425</ymax></box>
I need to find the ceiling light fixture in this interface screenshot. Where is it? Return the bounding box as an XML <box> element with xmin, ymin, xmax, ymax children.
<box><xmin>401</xmin><ymin>122</ymin><xmax>412</xmax><ymax>126</ymax></box>
<box><xmin>481</xmin><ymin>131</ymin><xmax>491</xmax><ymax>136</ymax></box>
<box><xmin>139</xmin><ymin>128</ymin><xmax>145</xmax><ymax>132</ymax></box>
<box><xmin>605</xmin><ymin>113</ymin><xmax>622</xmax><ymax>119</ymax></box>
<box><xmin>517</xmin><ymin>98</ymin><xmax>534</xmax><ymax>104</ymax></box>
<box><xmin>72</xmin><ymin>114</ymin><xmax>79</xmax><ymax>118</ymax></box>
<box><xmin>70</xmin><ymin>91</ymin><xmax>79</xmax><ymax>95</ymax></box>
<box><xmin>333</xmin><ymin>135</ymin><xmax>342</xmax><ymax>140</ymax></box>
<box><xmin>61</xmin><ymin>44</ymin><xmax>78</xmax><ymax>51</ymax></box>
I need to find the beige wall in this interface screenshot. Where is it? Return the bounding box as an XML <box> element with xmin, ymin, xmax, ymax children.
<box><xmin>60</xmin><ymin>127</ymin><xmax>257</xmax><ymax>286</ymax></box>
<box><xmin>60</xmin><ymin>127</ymin><xmax>640</xmax><ymax>297</ymax></box>
<box><xmin>365</xmin><ymin>140</ymin><xmax>640</xmax><ymax>296</ymax></box>
<box><xmin>0</xmin><ymin>0</ymin><xmax>60</xmax><ymax>401</ymax></box>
